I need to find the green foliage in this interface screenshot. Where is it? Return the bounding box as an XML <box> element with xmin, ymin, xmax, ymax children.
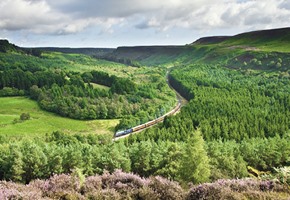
<box><xmin>158</xmin><ymin>64</ymin><xmax>290</xmax><ymax>142</ymax></box>
<box><xmin>262</xmin><ymin>166</ymin><xmax>290</xmax><ymax>186</ymax></box>
<box><xmin>0</xmin><ymin>40</ymin><xmax>17</xmax><ymax>53</ymax></box>
<box><xmin>207</xmin><ymin>140</ymin><xmax>248</xmax><ymax>180</ymax></box>
<box><xmin>240</xmin><ymin>135</ymin><xmax>290</xmax><ymax>171</ymax></box>
<box><xmin>0</xmin><ymin>49</ymin><xmax>175</xmax><ymax>127</ymax></box>
<box><xmin>178</xmin><ymin>129</ymin><xmax>210</xmax><ymax>184</ymax></box>
<box><xmin>0</xmin><ymin>87</ymin><xmax>25</xmax><ymax>96</ymax></box>
<box><xmin>20</xmin><ymin>113</ymin><xmax>30</xmax><ymax>121</ymax></box>
<box><xmin>155</xmin><ymin>143</ymin><xmax>183</xmax><ymax>180</ymax></box>
<box><xmin>0</xmin><ymin>131</ymin><xmax>289</xmax><ymax>185</ymax></box>
<box><xmin>5</xmin><ymin>145</ymin><xmax>25</xmax><ymax>182</ymax></box>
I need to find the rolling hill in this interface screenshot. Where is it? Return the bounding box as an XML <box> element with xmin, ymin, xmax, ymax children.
<box><xmin>104</xmin><ymin>27</ymin><xmax>290</xmax><ymax>67</ymax></box>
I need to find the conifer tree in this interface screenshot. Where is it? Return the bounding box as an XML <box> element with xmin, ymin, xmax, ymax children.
<box><xmin>7</xmin><ymin>146</ymin><xmax>24</xmax><ymax>182</ymax></box>
<box><xmin>178</xmin><ymin>129</ymin><xmax>210</xmax><ymax>184</ymax></box>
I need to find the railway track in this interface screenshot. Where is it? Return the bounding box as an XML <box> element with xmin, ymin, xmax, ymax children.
<box><xmin>113</xmin><ymin>69</ymin><xmax>187</xmax><ymax>140</ymax></box>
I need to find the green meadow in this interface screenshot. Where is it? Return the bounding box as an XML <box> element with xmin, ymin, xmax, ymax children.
<box><xmin>0</xmin><ymin>96</ymin><xmax>118</xmax><ymax>139</ymax></box>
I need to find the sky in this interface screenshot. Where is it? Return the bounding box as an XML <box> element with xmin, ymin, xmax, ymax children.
<box><xmin>0</xmin><ymin>0</ymin><xmax>290</xmax><ymax>48</ymax></box>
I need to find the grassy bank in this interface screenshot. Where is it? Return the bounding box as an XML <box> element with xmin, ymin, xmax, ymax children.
<box><xmin>0</xmin><ymin>96</ymin><xmax>118</xmax><ymax>139</ymax></box>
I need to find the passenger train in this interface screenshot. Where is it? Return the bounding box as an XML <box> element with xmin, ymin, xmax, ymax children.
<box><xmin>114</xmin><ymin>102</ymin><xmax>181</xmax><ymax>137</ymax></box>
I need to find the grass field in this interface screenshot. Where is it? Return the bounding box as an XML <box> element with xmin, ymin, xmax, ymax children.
<box><xmin>90</xmin><ymin>83</ymin><xmax>110</xmax><ymax>91</ymax></box>
<box><xmin>41</xmin><ymin>52</ymin><xmax>139</xmax><ymax>77</ymax></box>
<box><xmin>0</xmin><ymin>97</ymin><xmax>118</xmax><ymax>139</ymax></box>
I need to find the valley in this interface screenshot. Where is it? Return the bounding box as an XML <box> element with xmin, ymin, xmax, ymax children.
<box><xmin>0</xmin><ymin>27</ymin><xmax>289</xmax><ymax>199</ymax></box>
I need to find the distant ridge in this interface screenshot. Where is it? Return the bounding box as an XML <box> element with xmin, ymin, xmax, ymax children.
<box><xmin>191</xmin><ymin>27</ymin><xmax>290</xmax><ymax>45</ymax></box>
<box><xmin>233</xmin><ymin>27</ymin><xmax>290</xmax><ymax>39</ymax></box>
<box><xmin>192</xmin><ymin>36</ymin><xmax>230</xmax><ymax>45</ymax></box>
<box><xmin>113</xmin><ymin>46</ymin><xmax>185</xmax><ymax>60</ymax></box>
<box><xmin>35</xmin><ymin>47</ymin><xmax>115</xmax><ymax>57</ymax></box>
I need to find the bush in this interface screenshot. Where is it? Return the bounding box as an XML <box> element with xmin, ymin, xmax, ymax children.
<box><xmin>20</xmin><ymin>113</ymin><xmax>30</xmax><ymax>121</ymax></box>
<box><xmin>276</xmin><ymin>62</ymin><xmax>282</xmax><ymax>68</ymax></box>
<box><xmin>1</xmin><ymin>173</ymin><xmax>288</xmax><ymax>199</ymax></box>
<box><xmin>186</xmin><ymin>179</ymin><xmax>288</xmax><ymax>200</ymax></box>
<box><xmin>30</xmin><ymin>174</ymin><xmax>83</xmax><ymax>199</ymax></box>
<box><xmin>0</xmin><ymin>181</ymin><xmax>42</xmax><ymax>200</ymax></box>
<box><xmin>148</xmin><ymin>176</ymin><xmax>184</xmax><ymax>200</ymax></box>
<box><xmin>0</xmin><ymin>87</ymin><xmax>25</xmax><ymax>97</ymax></box>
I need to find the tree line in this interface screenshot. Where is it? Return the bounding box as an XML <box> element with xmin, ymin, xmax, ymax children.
<box><xmin>0</xmin><ymin>64</ymin><xmax>176</xmax><ymax>123</ymax></box>
<box><xmin>0</xmin><ymin>130</ymin><xmax>288</xmax><ymax>185</ymax></box>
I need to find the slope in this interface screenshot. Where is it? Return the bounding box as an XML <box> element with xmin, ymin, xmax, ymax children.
<box><xmin>104</xmin><ymin>27</ymin><xmax>290</xmax><ymax>68</ymax></box>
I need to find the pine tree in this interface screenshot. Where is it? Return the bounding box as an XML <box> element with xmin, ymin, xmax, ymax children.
<box><xmin>178</xmin><ymin>129</ymin><xmax>210</xmax><ymax>184</ymax></box>
<box><xmin>156</xmin><ymin>142</ymin><xmax>183</xmax><ymax>180</ymax></box>
<box><xmin>7</xmin><ymin>146</ymin><xmax>24</xmax><ymax>182</ymax></box>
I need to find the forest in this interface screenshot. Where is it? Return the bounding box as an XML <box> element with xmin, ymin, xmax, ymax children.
<box><xmin>132</xmin><ymin>64</ymin><xmax>290</xmax><ymax>142</ymax></box>
<box><xmin>0</xmin><ymin>130</ymin><xmax>289</xmax><ymax>185</ymax></box>
<box><xmin>0</xmin><ymin>44</ymin><xmax>176</xmax><ymax>126</ymax></box>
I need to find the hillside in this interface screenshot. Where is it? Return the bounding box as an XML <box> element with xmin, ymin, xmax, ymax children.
<box><xmin>192</xmin><ymin>27</ymin><xmax>290</xmax><ymax>47</ymax></box>
<box><xmin>192</xmin><ymin>36</ymin><xmax>230</xmax><ymax>45</ymax></box>
<box><xmin>3</xmin><ymin>27</ymin><xmax>290</xmax><ymax>67</ymax></box>
<box><xmin>220</xmin><ymin>27</ymin><xmax>290</xmax><ymax>52</ymax></box>
<box><xmin>0</xmin><ymin>39</ymin><xmax>176</xmax><ymax>139</ymax></box>
<box><xmin>103</xmin><ymin>27</ymin><xmax>290</xmax><ymax>67</ymax></box>
<box><xmin>107</xmin><ymin>46</ymin><xmax>187</xmax><ymax>66</ymax></box>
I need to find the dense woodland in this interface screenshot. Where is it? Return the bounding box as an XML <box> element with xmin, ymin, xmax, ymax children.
<box><xmin>130</xmin><ymin>64</ymin><xmax>290</xmax><ymax>142</ymax></box>
<box><xmin>0</xmin><ymin>46</ymin><xmax>175</xmax><ymax>124</ymax></box>
<box><xmin>0</xmin><ymin>131</ymin><xmax>289</xmax><ymax>185</ymax></box>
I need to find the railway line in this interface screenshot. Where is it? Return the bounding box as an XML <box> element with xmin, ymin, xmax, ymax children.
<box><xmin>113</xmin><ymin>69</ymin><xmax>187</xmax><ymax>140</ymax></box>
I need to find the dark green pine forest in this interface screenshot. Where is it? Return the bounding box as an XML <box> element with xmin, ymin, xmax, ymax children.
<box><xmin>0</xmin><ymin>28</ymin><xmax>289</xmax><ymax>199</ymax></box>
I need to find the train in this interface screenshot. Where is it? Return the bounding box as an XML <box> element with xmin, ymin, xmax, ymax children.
<box><xmin>114</xmin><ymin>102</ymin><xmax>181</xmax><ymax>138</ymax></box>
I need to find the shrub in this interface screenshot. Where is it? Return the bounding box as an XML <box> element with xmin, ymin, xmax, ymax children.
<box><xmin>148</xmin><ymin>176</ymin><xmax>184</xmax><ymax>200</ymax></box>
<box><xmin>186</xmin><ymin>179</ymin><xmax>288</xmax><ymax>200</ymax></box>
<box><xmin>1</xmin><ymin>172</ymin><xmax>288</xmax><ymax>200</ymax></box>
<box><xmin>0</xmin><ymin>181</ymin><xmax>42</xmax><ymax>200</ymax></box>
<box><xmin>30</xmin><ymin>174</ymin><xmax>83</xmax><ymax>199</ymax></box>
<box><xmin>20</xmin><ymin>113</ymin><xmax>30</xmax><ymax>121</ymax></box>
<box><xmin>83</xmin><ymin>176</ymin><xmax>102</xmax><ymax>193</ymax></box>
<box><xmin>100</xmin><ymin>170</ymin><xmax>148</xmax><ymax>190</ymax></box>
<box><xmin>276</xmin><ymin>62</ymin><xmax>282</xmax><ymax>68</ymax></box>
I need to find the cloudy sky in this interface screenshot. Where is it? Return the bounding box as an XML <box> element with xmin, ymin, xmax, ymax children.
<box><xmin>0</xmin><ymin>0</ymin><xmax>289</xmax><ymax>47</ymax></box>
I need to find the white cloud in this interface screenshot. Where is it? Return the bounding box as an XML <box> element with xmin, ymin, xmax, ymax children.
<box><xmin>132</xmin><ymin>0</ymin><xmax>290</xmax><ymax>33</ymax></box>
<box><xmin>0</xmin><ymin>0</ymin><xmax>290</xmax><ymax>42</ymax></box>
<box><xmin>0</xmin><ymin>0</ymin><xmax>122</xmax><ymax>35</ymax></box>
<box><xmin>0</xmin><ymin>0</ymin><xmax>53</xmax><ymax>30</ymax></box>
<box><xmin>279</xmin><ymin>0</ymin><xmax>290</xmax><ymax>10</ymax></box>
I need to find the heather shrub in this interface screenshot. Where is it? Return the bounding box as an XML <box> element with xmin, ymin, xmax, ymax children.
<box><xmin>30</xmin><ymin>174</ymin><xmax>83</xmax><ymax>199</ymax></box>
<box><xmin>243</xmin><ymin>190</ymin><xmax>284</xmax><ymax>200</ymax></box>
<box><xmin>148</xmin><ymin>176</ymin><xmax>184</xmax><ymax>200</ymax></box>
<box><xmin>186</xmin><ymin>179</ymin><xmax>289</xmax><ymax>200</ymax></box>
<box><xmin>82</xmin><ymin>175</ymin><xmax>102</xmax><ymax>193</ymax></box>
<box><xmin>101</xmin><ymin>170</ymin><xmax>148</xmax><ymax>190</ymax></box>
<box><xmin>1</xmin><ymin>172</ymin><xmax>289</xmax><ymax>200</ymax></box>
<box><xmin>186</xmin><ymin>182</ymin><xmax>236</xmax><ymax>200</ymax></box>
<box><xmin>0</xmin><ymin>181</ymin><xmax>43</xmax><ymax>200</ymax></box>
<box><xmin>135</xmin><ymin>186</ymin><xmax>161</xmax><ymax>200</ymax></box>
<box><xmin>100</xmin><ymin>170</ymin><xmax>149</xmax><ymax>199</ymax></box>
<box><xmin>84</xmin><ymin>170</ymin><xmax>185</xmax><ymax>199</ymax></box>
<box><xmin>86</xmin><ymin>188</ymin><xmax>121</xmax><ymax>200</ymax></box>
